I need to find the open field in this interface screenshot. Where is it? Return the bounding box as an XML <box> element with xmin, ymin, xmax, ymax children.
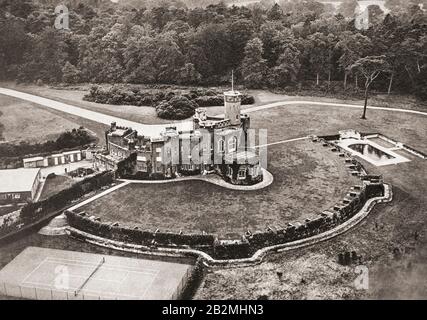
<box><xmin>1</xmin><ymin>83</ymin><xmax>195</xmax><ymax>125</ymax></box>
<box><xmin>0</xmin><ymin>95</ymin><xmax>77</xmax><ymax>143</ymax></box>
<box><xmin>250</xmin><ymin>104</ymin><xmax>427</xmax><ymax>151</ymax></box>
<box><xmin>0</xmin><ymin>93</ymin><xmax>109</xmax><ymax>145</ymax></box>
<box><xmin>79</xmin><ymin>140</ymin><xmax>358</xmax><ymax>238</ymax></box>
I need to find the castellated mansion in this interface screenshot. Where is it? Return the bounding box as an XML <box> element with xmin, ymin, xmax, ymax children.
<box><xmin>93</xmin><ymin>90</ymin><xmax>264</xmax><ymax>185</ymax></box>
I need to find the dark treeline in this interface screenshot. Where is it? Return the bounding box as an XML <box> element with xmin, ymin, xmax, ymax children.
<box><xmin>0</xmin><ymin>0</ymin><xmax>426</xmax><ymax>99</ymax></box>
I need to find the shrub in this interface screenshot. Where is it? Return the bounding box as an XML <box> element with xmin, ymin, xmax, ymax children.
<box><xmin>193</xmin><ymin>95</ymin><xmax>224</xmax><ymax>107</ymax></box>
<box><xmin>155</xmin><ymin>96</ymin><xmax>198</xmax><ymax>120</ymax></box>
<box><xmin>83</xmin><ymin>86</ymin><xmax>256</xmax><ymax>109</ymax></box>
<box><xmin>241</xmin><ymin>95</ymin><xmax>255</xmax><ymax>105</ymax></box>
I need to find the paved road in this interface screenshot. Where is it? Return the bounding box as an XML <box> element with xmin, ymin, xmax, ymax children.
<box><xmin>1</xmin><ymin>87</ymin><xmax>426</xmax><ymax>140</ymax></box>
<box><xmin>0</xmin><ymin>88</ymin><xmax>193</xmax><ymax>137</ymax></box>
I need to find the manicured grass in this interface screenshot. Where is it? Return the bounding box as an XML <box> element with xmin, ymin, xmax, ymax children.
<box><xmin>195</xmin><ymin>148</ymin><xmax>427</xmax><ymax>299</ymax></box>
<box><xmin>0</xmin><ymin>95</ymin><xmax>78</xmax><ymax>143</ymax></box>
<box><xmin>6</xmin><ymin>85</ymin><xmax>175</xmax><ymax>125</ymax></box>
<box><xmin>39</xmin><ymin>175</ymin><xmax>75</xmax><ymax>201</ymax></box>
<box><xmin>250</xmin><ymin>104</ymin><xmax>427</xmax><ymax>151</ymax></box>
<box><xmin>80</xmin><ymin>140</ymin><xmax>358</xmax><ymax>238</ymax></box>
<box><xmin>192</xmin><ymin>98</ymin><xmax>427</xmax><ymax>299</ymax></box>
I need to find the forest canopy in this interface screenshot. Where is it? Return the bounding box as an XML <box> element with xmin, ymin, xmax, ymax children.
<box><xmin>0</xmin><ymin>0</ymin><xmax>426</xmax><ymax>99</ymax></box>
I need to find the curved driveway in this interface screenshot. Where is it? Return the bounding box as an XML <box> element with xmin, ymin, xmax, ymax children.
<box><xmin>1</xmin><ymin>87</ymin><xmax>426</xmax><ymax>139</ymax></box>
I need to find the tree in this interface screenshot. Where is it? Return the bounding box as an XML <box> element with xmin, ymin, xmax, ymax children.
<box><xmin>259</xmin><ymin>22</ymin><xmax>293</xmax><ymax>67</ymax></box>
<box><xmin>18</xmin><ymin>27</ymin><xmax>68</xmax><ymax>83</ymax></box>
<box><xmin>186</xmin><ymin>23</ymin><xmax>232</xmax><ymax>81</ymax></box>
<box><xmin>367</xmin><ymin>5</ymin><xmax>385</xmax><ymax>26</ymax></box>
<box><xmin>62</xmin><ymin>61</ymin><xmax>81</xmax><ymax>84</ymax></box>
<box><xmin>267</xmin><ymin>3</ymin><xmax>283</xmax><ymax>21</ymax></box>
<box><xmin>350</xmin><ymin>56</ymin><xmax>390</xmax><ymax>119</ymax></box>
<box><xmin>240</xmin><ymin>38</ymin><xmax>268</xmax><ymax>88</ymax></box>
<box><xmin>271</xmin><ymin>43</ymin><xmax>301</xmax><ymax>87</ymax></box>
<box><xmin>0</xmin><ymin>17</ymin><xmax>30</xmax><ymax>80</ymax></box>
<box><xmin>227</xmin><ymin>19</ymin><xmax>255</xmax><ymax>69</ymax></box>
<box><xmin>305</xmin><ymin>32</ymin><xmax>332</xmax><ymax>86</ymax></box>
<box><xmin>177</xmin><ymin>63</ymin><xmax>202</xmax><ymax>85</ymax></box>
<box><xmin>338</xmin><ymin>0</ymin><xmax>358</xmax><ymax>18</ymax></box>
<box><xmin>335</xmin><ymin>32</ymin><xmax>372</xmax><ymax>89</ymax></box>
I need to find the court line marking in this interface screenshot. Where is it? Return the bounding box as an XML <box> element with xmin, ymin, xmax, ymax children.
<box><xmin>19</xmin><ymin>283</ymin><xmax>144</xmax><ymax>299</ymax></box>
<box><xmin>20</xmin><ymin>257</ymin><xmax>49</xmax><ymax>285</ymax></box>
<box><xmin>20</xmin><ymin>258</ymin><xmax>160</xmax><ymax>297</ymax></box>
<box><xmin>24</xmin><ymin>260</ymin><xmax>158</xmax><ymax>281</ymax></box>
<box><xmin>141</xmin><ymin>270</ymin><xmax>160</xmax><ymax>300</ymax></box>
<box><xmin>45</xmin><ymin>256</ymin><xmax>158</xmax><ymax>274</ymax></box>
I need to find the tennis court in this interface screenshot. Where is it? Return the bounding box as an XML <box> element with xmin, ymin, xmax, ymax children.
<box><xmin>0</xmin><ymin>247</ymin><xmax>193</xmax><ymax>300</ymax></box>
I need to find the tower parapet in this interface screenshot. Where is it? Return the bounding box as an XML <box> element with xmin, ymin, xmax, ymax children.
<box><xmin>224</xmin><ymin>90</ymin><xmax>242</xmax><ymax>126</ymax></box>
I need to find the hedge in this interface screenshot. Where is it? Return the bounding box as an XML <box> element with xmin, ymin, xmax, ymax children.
<box><xmin>83</xmin><ymin>86</ymin><xmax>255</xmax><ymax>110</ymax></box>
<box><xmin>20</xmin><ymin>171</ymin><xmax>115</xmax><ymax>223</ymax></box>
<box><xmin>64</xmin><ymin>179</ymin><xmax>385</xmax><ymax>260</ymax></box>
<box><xmin>65</xmin><ymin>210</ymin><xmax>216</xmax><ymax>247</ymax></box>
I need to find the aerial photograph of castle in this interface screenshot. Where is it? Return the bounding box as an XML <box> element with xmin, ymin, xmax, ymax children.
<box><xmin>0</xmin><ymin>0</ymin><xmax>426</xmax><ymax>314</ymax></box>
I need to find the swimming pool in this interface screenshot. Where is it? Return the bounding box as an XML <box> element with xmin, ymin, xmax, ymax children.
<box><xmin>337</xmin><ymin>139</ymin><xmax>410</xmax><ymax>166</ymax></box>
<box><xmin>348</xmin><ymin>143</ymin><xmax>395</xmax><ymax>162</ymax></box>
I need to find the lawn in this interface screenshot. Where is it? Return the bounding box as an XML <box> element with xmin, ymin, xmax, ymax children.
<box><xmin>3</xmin><ymin>84</ymin><xmax>180</xmax><ymax>125</ymax></box>
<box><xmin>0</xmin><ymin>86</ymin><xmax>425</xmax><ymax>299</ymax></box>
<box><xmin>250</xmin><ymin>104</ymin><xmax>427</xmax><ymax>151</ymax></box>
<box><xmin>195</xmin><ymin>145</ymin><xmax>427</xmax><ymax>299</ymax></box>
<box><xmin>0</xmin><ymin>95</ymin><xmax>77</xmax><ymax>143</ymax></box>
<box><xmin>0</xmin><ymin>87</ymin><xmax>110</xmax><ymax>146</ymax></box>
<box><xmin>39</xmin><ymin>174</ymin><xmax>76</xmax><ymax>201</ymax></box>
<box><xmin>79</xmin><ymin>140</ymin><xmax>358</xmax><ymax>238</ymax></box>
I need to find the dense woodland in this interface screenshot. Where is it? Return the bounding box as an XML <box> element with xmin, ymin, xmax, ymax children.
<box><xmin>0</xmin><ymin>0</ymin><xmax>426</xmax><ymax>100</ymax></box>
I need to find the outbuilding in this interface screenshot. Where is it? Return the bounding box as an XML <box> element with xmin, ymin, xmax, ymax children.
<box><xmin>0</xmin><ymin>168</ymin><xmax>42</xmax><ymax>204</ymax></box>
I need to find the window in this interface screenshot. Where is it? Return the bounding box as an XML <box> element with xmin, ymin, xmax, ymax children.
<box><xmin>156</xmin><ymin>164</ymin><xmax>163</xmax><ymax>173</ymax></box>
<box><xmin>238</xmin><ymin>169</ymin><xmax>246</xmax><ymax>179</ymax></box>
<box><xmin>228</xmin><ymin>137</ymin><xmax>237</xmax><ymax>152</ymax></box>
<box><xmin>218</xmin><ymin>139</ymin><xmax>225</xmax><ymax>152</ymax></box>
<box><xmin>14</xmin><ymin>194</ymin><xmax>21</xmax><ymax>199</ymax></box>
<box><xmin>138</xmin><ymin>162</ymin><xmax>147</xmax><ymax>172</ymax></box>
<box><xmin>227</xmin><ymin>167</ymin><xmax>233</xmax><ymax>177</ymax></box>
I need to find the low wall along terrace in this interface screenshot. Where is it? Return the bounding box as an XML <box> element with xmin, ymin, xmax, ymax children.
<box><xmin>65</xmin><ymin>138</ymin><xmax>388</xmax><ymax>261</ymax></box>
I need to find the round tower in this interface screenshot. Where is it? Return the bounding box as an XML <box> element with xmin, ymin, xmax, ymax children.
<box><xmin>224</xmin><ymin>90</ymin><xmax>242</xmax><ymax>126</ymax></box>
